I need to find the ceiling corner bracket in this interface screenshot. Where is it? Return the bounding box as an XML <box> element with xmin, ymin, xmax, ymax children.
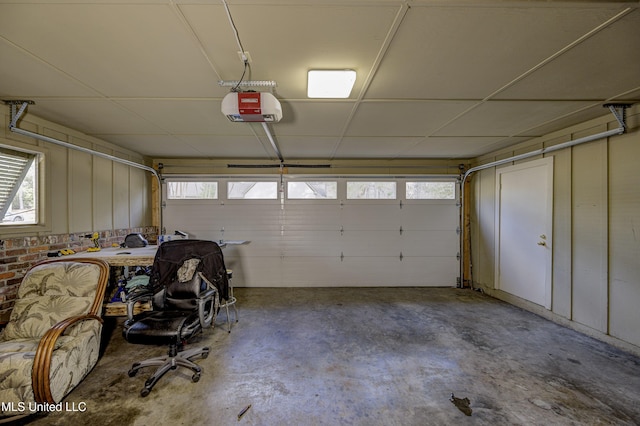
<box><xmin>604</xmin><ymin>103</ymin><xmax>630</xmax><ymax>132</ymax></box>
<box><xmin>4</xmin><ymin>100</ymin><xmax>35</xmax><ymax>129</ymax></box>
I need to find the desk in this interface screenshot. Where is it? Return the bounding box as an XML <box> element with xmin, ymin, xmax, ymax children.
<box><xmin>67</xmin><ymin>245</ymin><xmax>159</xmax><ymax>266</ymax></box>
<box><xmin>66</xmin><ymin>240</ymin><xmax>250</xmax><ymax>266</ymax></box>
<box><xmin>66</xmin><ymin>241</ymin><xmax>249</xmax><ymax>316</ymax></box>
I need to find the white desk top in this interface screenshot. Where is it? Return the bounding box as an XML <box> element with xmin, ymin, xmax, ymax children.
<box><xmin>66</xmin><ymin>240</ymin><xmax>250</xmax><ymax>266</ymax></box>
<box><xmin>67</xmin><ymin>245</ymin><xmax>159</xmax><ymax>266</ymax></box>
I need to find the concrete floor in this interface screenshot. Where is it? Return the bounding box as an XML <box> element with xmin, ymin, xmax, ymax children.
<box><xmin>20</xmin><ymin>287</ymin><xmax>640</xmax><ymax>425</ymax></box>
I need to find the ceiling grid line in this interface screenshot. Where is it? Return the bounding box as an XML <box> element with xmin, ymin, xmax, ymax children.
<box><xmin>420</xmin><ymin>6</ymin><xmax>635</xmax><ymax>141</ymax></box>
<box><xmin>168</xmin><ymin>1</ymin><xmax>223</xmax><ymax>81</ymax></box>
<box><xmin>328</xmin><ymin>1</ymin><xmax>411</xmax><ymax>160</ymax></box>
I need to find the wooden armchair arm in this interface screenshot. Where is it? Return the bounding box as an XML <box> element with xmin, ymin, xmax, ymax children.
<box><xmin>32</xmin><ymin>314</ymin><xmax>104</xmax><ymax>403</ymax></box>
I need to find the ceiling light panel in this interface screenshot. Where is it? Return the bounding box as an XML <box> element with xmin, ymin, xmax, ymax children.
<box><xmin>307</xmin><ymin>70</ymin><xmax>356</xmax><ymax>98</ymax></box>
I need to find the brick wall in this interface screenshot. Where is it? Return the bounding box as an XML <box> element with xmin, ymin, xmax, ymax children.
<box><xmin>0</xmin><ymin>226</ymin><xmax>157</xmax><ymax>323</ymax></box>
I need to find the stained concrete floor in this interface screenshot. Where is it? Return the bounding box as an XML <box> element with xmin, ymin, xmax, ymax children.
<box><xmin>19</xmin><ymin>287</ymin><xmax>640</xmax><ymax>425</ymax></box>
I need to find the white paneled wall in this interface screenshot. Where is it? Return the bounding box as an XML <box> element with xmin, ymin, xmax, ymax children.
<box><xmin>470</xmin><ymin>105</ymin><xmax>640</xmax><ymax>351</ymax></box>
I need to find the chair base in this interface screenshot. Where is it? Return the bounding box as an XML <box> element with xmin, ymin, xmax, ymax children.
<box><xmin>219</xmin><ymin>295</ymin><xmax>239</xmax><ymax>333</ymax></box>
<box><xmin>220</xmin><ymin>271</ymin><xmax>239</xmax><ymax>333</ymax></box>
<box><xmin>128</xmin><ymin>345</ymin><xmax>209</xmax><ymax>397</ymax></box>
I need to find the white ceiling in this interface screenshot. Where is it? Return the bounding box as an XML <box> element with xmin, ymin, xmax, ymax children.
<box><xmin>1</xmin><ymin>1</ymin><xmax>639</xmax><ymax>162</ymax></box>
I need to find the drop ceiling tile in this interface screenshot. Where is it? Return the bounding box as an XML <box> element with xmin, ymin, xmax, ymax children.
<box><xmin>24</xmin><ymin>99</ymin><xmax>165</xmax><ymax>135</ymax></box>
<box><xmin>346</xmin><ymin>101</ymin><xmax>474</xmax><ymax>137</ymax></box>
<box><xmin>367</xmin><ymin>5</ymin><xmax>627</xmax><ymax>100</ymax></box>
<box><xmin>174</xmin><ymin>134</ymin><xmax>278</xmax><ymax>159</ymax></box>
<box><xmin>333</xmin><ymin>136</ymin><xmax>424</xmax><ymax>159</ymax></box>
<box><xmin>273</xmin><ymin>101</ymin><xmax>356</xmax><ymax>136</ymax></box>
<box><xmin>100</xmin><ymin>134</ymin><xmax>200</xmax><ymax>158</ymax></box>
<box><xmin>434</xmin><ymin>100</ymin><xmax>595</xmax><ymax>137</ymax></box>
<box><xmin>399</xmin><ymin>136</ymin><xmax>530</xmax><ymax>159</ymax></box>
<box><xmin>0</xmin><ymin>41</ymin><xmax>99</xmax><ymax>98</ymax></box>
<box><xmin>0</xmin><ymin>4</ymin><xmax>221</xmax><ymax>97</ymax></box>
<box><xmin>278</xmin><ymin>136</ymin><xmax>341</xmax><ymax>159</ymax></box>
<box><xmin>115</xmin><ymin>99</ymin><xmax>252</xmax><ymax>136</ymax></box>
<box><xmin>496</xmin><ymin>9</ymin><xmax>640</xmax><ymax>100</ymax></box>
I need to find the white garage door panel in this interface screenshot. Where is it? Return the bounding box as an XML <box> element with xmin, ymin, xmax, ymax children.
<box><xmin>282</xmin><ymin>231</ymin><xmax>340</xmax><ymax>256</ymax></box>
<box><xmin>282</xmin><ymin>257</ymin><xmax>345</xmax><ymax>287</ymax></box>
<box><xmin>284</xmin><ymin>205</ymin><xmax>341</xmax><ymax>230</ymax></box>
<box><xmin>397</xmin><ymin>257</ymin><xmax>458</xmax><ymax>286</ymax></box>
<box><xmin>401</xmin><ymin>230</ymin><xmax>458</xmax><ymax>256</ymax></box>
<box><xmin>163</xmin><ymin>203</ymin><xmax>219</xmax><ymax>237</ymax></box>
<box><xmin>232</xmin><ymin>231</ymin><xmax>283</xmax><ymax>256</ymax></box>
<box><xmin>401</xmin><ymin>204</ymin><xmax>458</xmax><ymax>229</ymax></box>
<box><xmin>163</xmin><ymin>176</ymin><xmax>459</xmax><ymax>288</ymax></box>
<box><xmin>336</xmin><ymin>257</ymin><xmax>401</xmax><ymax>286</ymax></box>
<box><xmin>226</xmin><ymin>256</ymin><xmax>283</xmax><ymax>287</ymax></box>
<box><xmin>341</xmin><ymin>231</ymin><xmax>401</xmax><ymax>256</ymax></box>
<box><xmin>341</xmin><ymin>205</ymin><xmax>401</xmax><ymax>229</ymax></box>
<box><xmin>216</xmin><ymin>204</ymin><xmax>281</xmax><ymax>229</ymax></box>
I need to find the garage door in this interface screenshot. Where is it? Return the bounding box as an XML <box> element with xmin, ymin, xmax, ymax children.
<box><xmin>163</xmin><ymin>176</ymin><xmax>459</xmax><ymax>287</ymax></box>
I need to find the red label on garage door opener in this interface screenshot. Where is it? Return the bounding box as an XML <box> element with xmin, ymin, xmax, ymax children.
<box><xmin>238</xmin><ymin>92</ymin><xmax>261</xmax><ymax>114</ymax></box>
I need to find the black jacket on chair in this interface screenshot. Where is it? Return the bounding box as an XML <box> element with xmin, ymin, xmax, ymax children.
<box><xmin>149</xmin><ymin>239</ymin><xmax>229</xmax><ymax>301</ymax></box>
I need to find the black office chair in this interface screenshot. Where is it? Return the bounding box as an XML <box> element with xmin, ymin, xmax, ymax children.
<box><xmin>122</xmin><ymin>239</ymin><xmax>229</xmax><ymax>397</ymax></box>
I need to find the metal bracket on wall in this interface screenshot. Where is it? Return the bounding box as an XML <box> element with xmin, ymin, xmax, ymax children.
<box><xmin>604</xmin><ymin>103</ymin><xmax>630</xmax><ymax>130</ymax></box>
<box><xmin>4</xmin><ymin>100</ymin><xmax>34</xmax><ymax>128</ymax></box>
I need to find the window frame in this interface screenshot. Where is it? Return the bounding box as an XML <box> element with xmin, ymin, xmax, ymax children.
<box><xmin>165</xmin><ymin>179</ymin><xmax>219</xmax><ymax>200</ymax></box>
<box><xmin>345</xmin><ymin>180</ymin><xmax>398</xmax><ymax>201</ymax></box>
<box><xmin>286</xmin><ymin>180</ymin><xmax>338</xmax><ymax>200</ymax></box>
<box><xmin>0</xmin><ymin>140</ymin><xmax>48</xmax><ymax>234</ymax></box>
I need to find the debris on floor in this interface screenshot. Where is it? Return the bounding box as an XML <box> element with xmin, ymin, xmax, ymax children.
<box><xmin>237</xmin><ymin>404</ymin><xmax>251</xmax><ymax>421</ymax></box>
<box><xmin>450</xmin><ymin>393</ymin><xmax>472</xmax><ymax>416</ymax></box>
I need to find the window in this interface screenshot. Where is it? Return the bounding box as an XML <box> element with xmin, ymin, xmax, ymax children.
<box><xmin>1</xmin><ymin>146</ymin><xmax>38</xmax><ymax>225</ymax></box>
<box><xmin>287</xmin><ymin>181</ymin><xmax>337</xmax><ymax>199</ymax></box>
<box><xmin>227</xmin><ymin>181</ymin><xmax>278</xmax><ymax>199</ymax></box>
<box><xmin>346</xmin><ymin>181</ymin><xmax>396</xmax><ymax>199</ymax></box>
<box><xmin>167</xmin><ymin>181</ymin><xmax>218</xmax><ymax>199</ymax></box>
<box><xmin>406</xmin><ymin>181</ymin><xmax>456</xmax><ymax>200</ymax></box>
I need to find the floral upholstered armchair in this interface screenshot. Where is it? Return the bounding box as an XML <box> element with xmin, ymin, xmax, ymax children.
<box><xmin>0</xmin><ymin>258</ymin><xmax>109</xmax><ymax>421</ymax></box>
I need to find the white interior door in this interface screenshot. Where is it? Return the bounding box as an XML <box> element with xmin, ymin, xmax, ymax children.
<box><xmin>495</xmin><ymin>158</ymin><xmax>553</xmax><ymax>308</ymax></box>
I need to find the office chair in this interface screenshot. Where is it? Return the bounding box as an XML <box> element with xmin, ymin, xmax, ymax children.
<box><xmin>122</xmin><ymin>240</ymin><xmax>228</xmax><ymax>397</ymax></box>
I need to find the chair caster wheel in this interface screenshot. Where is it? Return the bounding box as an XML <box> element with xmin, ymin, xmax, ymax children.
<box><xmin>202</xmin><ymin>352</ymin><xmax>209</xmax><ymax>359</ymax></box>
<box><xmin>140</xmin><ymin>388</ymin><xmax>151</xmax><ymax>397</ymax></box>
<box><xmin>128</xmin><ymin>369</ymin><xmax>137</xmax><ymax>377</ymax></box>
<box><xmin>192</xmin><ymin>373</ymin><xmax>201</xmax><ymax>383</ymax></box>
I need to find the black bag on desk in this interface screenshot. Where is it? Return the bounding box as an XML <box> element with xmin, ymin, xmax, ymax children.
<box><xmin>124</xmin><ymin>233</ymin><xmax>148</xmax><ymax>248</ymax></box>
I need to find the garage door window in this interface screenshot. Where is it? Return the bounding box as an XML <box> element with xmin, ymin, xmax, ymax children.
<box><xmin>287</xmin><ymin>181</ymin><xmax>337</xmax><ymax>199</ymax></box>
<box><xmin>228</xmin><ymin>181</ymin><xmax>278</xmax><ymax>199</ymax></box>
<box><xmin>346</xmin><ymin>181</ymin><xmax>396</xmax><ymax>199</ymax></box>
<box><xmin>167</xmin><ymin>181</ymin><xmax>218</xmax><ymax>199</ymax></box>
<box><xmin>406</xmin><ymin>181</ymin><xmax>456</xmax><ymax>200</ymax></box>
